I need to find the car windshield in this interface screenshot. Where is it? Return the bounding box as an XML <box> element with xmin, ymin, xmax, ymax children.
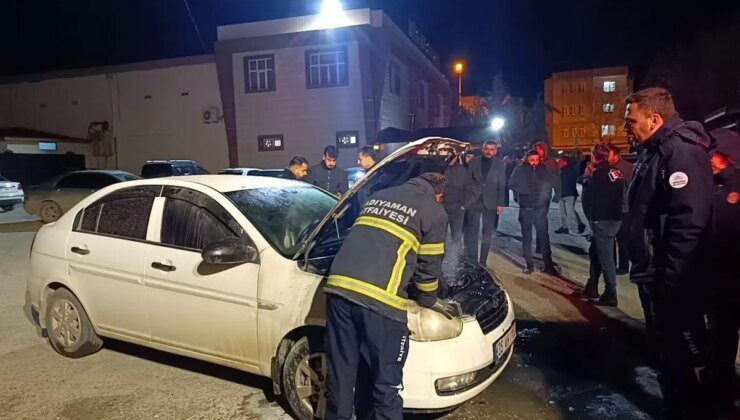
<box><xmin>111</xmin><ymin>172</ymin><xmax>141</xmax><ymax>182</ymax></box>
<box><xmin>0</xmin><ymin>176</ymin><xmax>8</xmax><ymax>182</ymax></box>
<box><xmin>141</xmin><ymin>163</ymin><xmax>173</xmax><ymax>178</ymax></box>
<box><xmin>226</xmin><ymin>186</ymin><xmax>338</xmax><ymax>258</ymax></box>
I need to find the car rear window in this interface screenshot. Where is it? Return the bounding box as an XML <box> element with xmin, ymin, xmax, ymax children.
<box><xmin>142</xmin><ymin>164</ymin><xmax>174</xmax><ymax>178</ymax></box>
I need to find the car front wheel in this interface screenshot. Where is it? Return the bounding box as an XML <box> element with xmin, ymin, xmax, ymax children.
<box><xmin>39</xmin><ymin>201</ymin><xmax>63</xmax><ymax>223</ymax></box>
<box><xmin>282</xmin><ymin>335</ymin><xmax>327</xmax><ymax>420</ymax></box>
<box><xmin>45</xmin><ymin>288</ymin><xmax>103</xmax><ymax>358</ymax></box>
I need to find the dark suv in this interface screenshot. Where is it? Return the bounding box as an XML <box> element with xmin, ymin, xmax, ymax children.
<box><xmin>141</xmin><ymin>160</ymin><xmax>209</xmax><ymax>178</ymax></box>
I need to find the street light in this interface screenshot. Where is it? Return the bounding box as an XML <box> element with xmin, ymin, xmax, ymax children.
<box><xmin>316</xmin><ymin>0</ymin><xmax>346</xmax><ymax>28</ymax></box>
<box><xmin>490</xmin><ymin>117</ymin><xmax>505</xmax><ymax>142</ymax></box>
<box><xmin>453</xmin><ymin>60</ymin><xmax>464</xmax><ymax>107</ymax></box>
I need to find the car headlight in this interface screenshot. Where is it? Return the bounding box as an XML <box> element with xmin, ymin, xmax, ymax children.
<box><xmin>406</xmin><ymin>301</ymin><xmax>463</xmax><ymax>342</ymax></box>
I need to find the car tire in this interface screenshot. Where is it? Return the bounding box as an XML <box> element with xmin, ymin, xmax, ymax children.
<box><xmin>44</xmin><ymin>288</ymin><xmax>103</xmax><ymax>358</ymax></box>
<box><xmin>39</xmin><ymin>201</ymin><xmax>63</xmax><ymax>223</ymax></box>
<box><xmin>282</xmin><ymin>335</ymin><xmax>327</xmax><ymax>420</ymax></box>
<box><xmin>1</xmin><ymin>205</ymin><xmax>13</xmax><ymax>212</ymax></box>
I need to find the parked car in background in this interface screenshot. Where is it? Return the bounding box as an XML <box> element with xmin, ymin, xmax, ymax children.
<box><xmin>250</xmin><ymin>168</ymin><xmax>284</xmax><ymax>178</ymax></box>
<box><xmin>0</xmin><ymin>175</ymin><xmax>24</xmax><ymax>212</ymax></box>
<box><xmin>218</xmin><ymin>168</ymin><xmax>262</xmax><ymax>175</ymax></box>
<box><xmin>141</xmin><ymin>160</ymin><xmax>208</xmax><ymax>179</ymax></box>
<box><xmin>24</xmin><ymin>170</ymin><xmax>140</xmax><ymax>223</ymax></box>
<box><xmin>345</xmin><ymin>167</ymin><xmax>366</xmax><ymax>188</ymax></box>
<box><xmin>24</xmin><ymin>138</ymin><xmax>515</xmax><ymax>420</ymax></box>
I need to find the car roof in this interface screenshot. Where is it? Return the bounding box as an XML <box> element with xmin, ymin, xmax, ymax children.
<box><xmin>111</xmin><ymin>174</ymin><xmax>306</xmax><ymax>193</ymax></box>
<box><xmin>67</xmin><ymin>170</ymin><xmax>135</xmax><ymax>175</ymax></box>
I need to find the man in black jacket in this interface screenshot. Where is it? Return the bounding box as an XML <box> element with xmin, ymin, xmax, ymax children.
<box><xmin>623</xmin><ymin>87</ymin><xmax>713</xmax><ymax>418</ymax></box>
<box><xmin>705</xmin><ymin>128</ymin><xmax>740</xmax><ymax>417</ymax></box>
<box><xmin>305</xmin><ymin>145</ymin><xmax>348</xmax><ymax>195</ymax></box>
<box><xmin>444</xmin><ymin>152</ymin><xmax>478</xmax><ymax>259</ymax></box>
<box><xmin>278</xmin><ymin>156</ymin><xmax>309</xmax><ymax>180</ymax></box>
<box><xmin>608</xmin><ymin>145</ymin><xmax>634</xmax><ymax>275</ymax></box>
<box><xmin>464</xmin><ymin>141</ymin><xmax>506</xmax><ymax>264</ymax></box>
<box><xmin>554</xmin><ymin>155</ymin><xmax>587</xmax><ymax>234</ymax></box>
<box><xmin>580</xmin><ymin>143</ymin><xmax>625</xmax><ymax>307</ymax></box>
<box><xmin>509</xmin><ymin>150</ymin><xmax>556</xmax><ymax>275</ymax></box>
<box><xmin>325</xmin><ymin>173</ymin><xmax>450</xmax><ymax>420</ymax></box>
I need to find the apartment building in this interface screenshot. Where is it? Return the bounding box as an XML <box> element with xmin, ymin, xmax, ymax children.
<box><xmin>544</xmin><ymin>67</ymin><xmax>632</xmax><ymax>153</ymax></box>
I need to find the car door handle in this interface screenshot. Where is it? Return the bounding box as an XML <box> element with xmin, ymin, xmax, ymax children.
<box><xmin>70</xmin><ymin>246</ymin><xmax>90</xmax><ymax>255</ymax></box>
<box><xmin>151</xmin><ymin>262</ymin><xmax>176</xmax><ymax>272</ymax></box>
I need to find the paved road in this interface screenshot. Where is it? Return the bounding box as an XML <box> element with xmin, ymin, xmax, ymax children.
<box><xmin>0</xmin><ymin>201</ymin><xmax>662</xmax><ymax>419</ymax></box>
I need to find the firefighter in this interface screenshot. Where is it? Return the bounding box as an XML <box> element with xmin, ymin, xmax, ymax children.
<box><xmin>623</xmin><ymin>87</ymin><xmax>713</xmax><ymax>418</ymax></box>
<box><xmin>324</xmin><ymin>173</ymin><xmax>451</xmax><ymax>420</ymax></box>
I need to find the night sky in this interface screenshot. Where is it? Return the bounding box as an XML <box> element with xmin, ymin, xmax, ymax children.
<box><xmin>2</xmin><ymin>0</ymin><xmax>738</xmax><ymax>102</ymax></box>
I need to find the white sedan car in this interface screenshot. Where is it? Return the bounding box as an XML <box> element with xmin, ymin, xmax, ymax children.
<box><xmin>0</xmin><ymin>175</ymin><xmax>24</xmax><ymax>212</ymax></box>
<box><xmin>25</xmin><ymin>138</ymin><xmax>515</xmax><ymax>419</ymax></box>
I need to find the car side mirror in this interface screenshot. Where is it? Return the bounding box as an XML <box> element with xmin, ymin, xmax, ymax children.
<box><xmin>201</xmin><ymin>238</ymin><xmax>259</xmax><ymax>265</ymax></box>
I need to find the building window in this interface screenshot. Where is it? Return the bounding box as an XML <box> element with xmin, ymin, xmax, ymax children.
<box><xmin>305</xmin><ymin>47</ymin><xmax>348</xmax><ymax>89</ymax></box>
<box><xmin>258</xmin><ymin>134</ymin><xmax>284</xmax><ymax>152</ymax></box>
<box><xmin>562</xmin><ymin>106</ymin><xmax>568</xmax><ymax>116</ymax></box>
<box><xmin>603</xmin><ymin>81</ymin><xmax>616</xmax><ymax>92</ymax></box>
<box><xmin>389</xmin><ymin>61</ymin><xmax>401</xmax><ymax>95</ymax></box>
<box><xmin>603</xmin><ymin>103</ymin><xmax>615</xmax><ymax>113</ymax></box>
<box><xmin>244</xmin><ymin>54</ymin><xmax>276</xmax><ymax>93</ymax></box>
<box><xmin>579</xmin><ymin>127</ymin><xmax>585</xmax><ymax>137</ymax></box>
<box><xmin>578</xmin><ymin>105</ymin><xmax>583</xmax><ymax>115</ymax></box>
<box><xmin>563</xmin><ymin>128</ymin><xmax>570</xmax><ymax>137</ymax></box>
<box><xmin>336</xmin><ymin>131</ymin><xmax>359</xmax><ymax>149</ymax></box>
<box><xmin>561</xmin><ymin>84</ymin><xmax>567</xmax><ymax>94</ymax></box>
<box><xmin>418</xmin><ymin>81</ymin><xmax>427</xmax><ymax>109</ymax></box>
<box><xmin>601</xmin><ymin>124</ymin><xmax>616</xmax><ymax>136</ymax></box>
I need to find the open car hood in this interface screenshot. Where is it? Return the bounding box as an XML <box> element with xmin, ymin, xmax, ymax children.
<box><xmin>293</xmin><ymin>137</ymin><xmax>469</xmax><ymax>260</ymax></box>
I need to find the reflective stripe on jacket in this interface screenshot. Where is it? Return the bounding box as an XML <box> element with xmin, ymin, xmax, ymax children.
<box><xmin>326</xmin><ymin>177</ymin><xmax>448</xmax><ymax>323</ymax></box>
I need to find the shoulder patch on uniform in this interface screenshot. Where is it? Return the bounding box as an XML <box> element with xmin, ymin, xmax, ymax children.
<box><xmin>668</xmin><ymin>171</ymin><xmax>689</xmax><ymax>189</ymax></box>
<box><xmin>608</xmin><ymin>169</ymin><xmax>623</xmax><ymax>182</ymax></box>
<box><xmin>727</xmin><ymin>192</ymin><xmax>739</xmax><ymax>204</ymax></box>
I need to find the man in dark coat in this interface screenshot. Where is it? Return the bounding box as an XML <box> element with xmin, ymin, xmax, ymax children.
<box><xmin>509</xmin><ymin>149</ymin><xmax>557</xmax><ymax>275</ymax></box>
<box><xmin>554</xmin><ymin>155</ymin><xmax>586</xmax><ymax>234</ymax></box>
<box><xmin>444</xmin><ymin>152</ymin><xmax>478</xmax><ymax>259</ymax></box>
<box><xmin>607</xmin><ymin>144</ymin><xmax>634</xmax><ymax>275</ymax></box>
<box><xmin>305</xmin><ymin>145</ymin><xmax>348</xmax><ymax>195</ymax></box>
<box><xmin>278</xmin><ymin>156</ymin><xmax>309</xmax><ymax>180</ymax></box>
<box><xmin>464</xmin><ymin>141</ymin><xmax>506</xmax><ymax>265</ymax></box>
<box><xmin>623</xmin><ymin>87</ymin><xmax>713</xmax><ymax>418</ymax></box>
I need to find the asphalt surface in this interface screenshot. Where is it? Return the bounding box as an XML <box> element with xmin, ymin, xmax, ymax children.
<box><xmin>0</xmin><ymin>199</ymin><xmax>665</xmax><ymax>419</ymax></box>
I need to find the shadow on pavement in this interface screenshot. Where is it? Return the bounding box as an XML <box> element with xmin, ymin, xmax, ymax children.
<box><xmin>102</xmin><ymin>339</ymin><xmax>287</xmax><ymax>410</ymax></box>
<box><xmin>0</xmin><ymin>221</ymin><xmax>42</xmax><ymax>233</ymax></box>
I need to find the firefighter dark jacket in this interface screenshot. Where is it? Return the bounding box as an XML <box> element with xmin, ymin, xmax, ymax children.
<box><xmin>326</xmin><ymin>177</ymin><xmax>448</xmax><ymax>323</ymax></box>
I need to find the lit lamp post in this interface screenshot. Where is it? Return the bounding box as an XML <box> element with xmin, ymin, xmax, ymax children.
<box><xmin>453</xmin><ymin>61</ymin><xmax>464</xmax><ymax>107</ymax></box>
<box><xmin>490</xmin><ymin>117</ymin><xmax>505</xmax><ymax>142</ymax></box>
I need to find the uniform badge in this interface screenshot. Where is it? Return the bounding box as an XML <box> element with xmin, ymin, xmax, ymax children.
<box><xmin>608</xmin><ymin>169</ymin><xmax>623</xmax><ymax>182</ymax></box>
<box><xmin>727</xmin><ymin>192</ymin><xmax>739</xmax><ymax>204</ymax></box>
<box><xmin>668</xmin><ymin>172</ymin><xmax>689</xmax><ymax>189</ymax></box>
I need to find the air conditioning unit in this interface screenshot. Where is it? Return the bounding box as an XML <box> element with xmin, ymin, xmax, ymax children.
<box><xmin>202</xmin><ymin>106</ymin><xmax>221</xmax><ymax>124</ymax></box>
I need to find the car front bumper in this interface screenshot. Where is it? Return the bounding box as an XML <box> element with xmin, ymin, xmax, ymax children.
<box><xmin>401</xmin><ymin>291</ymin><xmax>516</xmax><ymax>411</ymax></box>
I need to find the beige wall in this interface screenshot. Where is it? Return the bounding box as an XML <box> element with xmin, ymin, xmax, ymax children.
<box><xmin>0</xmin><ymin>62</ymin><xmax>229</xmax><ymax>174</ymax></box>
<box><xmin>232</xmin><ymin>41</ymin><xmax>366</xmax><ymax>169</ymax></box>
<box><xmin>113</xmin><ymin>63</ymin><xmax>229</xmax><ymax>173</ymax></box>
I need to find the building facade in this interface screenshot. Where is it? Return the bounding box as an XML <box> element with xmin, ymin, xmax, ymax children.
<box><xmin>0</xmin><ymin>8</ymin><xmax>449</xmax><ymax>174</ymax></box>
<box><xmin>544</xmin><ymin>67</ymin><xmax>632</xmax><ymax>153</ymax></box>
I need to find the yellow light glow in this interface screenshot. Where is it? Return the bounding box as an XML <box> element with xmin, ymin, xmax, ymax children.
<box><xmin>453</xmin><ymin>62</ymin><xmax>464</xmax><ymax>74</ymax></box>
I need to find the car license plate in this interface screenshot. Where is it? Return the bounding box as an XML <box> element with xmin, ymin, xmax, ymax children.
<box><xmin>494</xmin><ymin>324</ymin><xmax>516</xmax><ymax>363</ymax></box>
<box><xmin>0</xmin><ymin>187</ymin><xmax>12</xmax><ymax>192</ymax></box>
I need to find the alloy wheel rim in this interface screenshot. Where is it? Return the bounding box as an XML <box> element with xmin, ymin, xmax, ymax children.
<box><xmin>50</xmin><ymin>299</ymin><xmax>81</xmax><ymax>348</ymax></box>
<box><xmin>295</xmin><ymin>353</ymin><xmax>327</xmax><ymax>418</ymax></box>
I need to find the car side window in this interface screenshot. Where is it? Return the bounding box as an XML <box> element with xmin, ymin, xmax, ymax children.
<box><xmin>74</xmin><ymin>186</ymin><xmax>161</xmax><ymax>240</ymax></box>
<box><xmin>160</xmin><ymin>186</ymin><xmax>242</xmax><ymax>251</ymax></box>
<box><xmin>86</xmin><ymin>174</ymin><xmax>119</xmax><ymax>189</ymax></box>
<box><xmin>56</xmin><ymin>173</ymin><xmax>85</xmax><ymax>188</ymax></box>
<box><xmin>192</xmin><ymin>165</ymin><xmax>208</xmax><ymax>175</ymax></box>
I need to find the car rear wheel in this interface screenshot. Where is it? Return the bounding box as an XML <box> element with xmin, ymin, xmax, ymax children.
<box><xmin>45</xmin><ymin>288</ymin><xmax>103</xmax><ymax>358</ymax></box>
<box><xmin>282</xmin><ymin>335</ymin><xmax>327</xmax><ymax>420</ymax></box>
<box><xmin>39</xmin><ymin>201</ymin><xmax>63</xmax><ymax>223</ymax></box>
<box><xmin>1</xmin><ymin>205</ymin><xmax>13</xmax><ymax>212</ymax></box>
